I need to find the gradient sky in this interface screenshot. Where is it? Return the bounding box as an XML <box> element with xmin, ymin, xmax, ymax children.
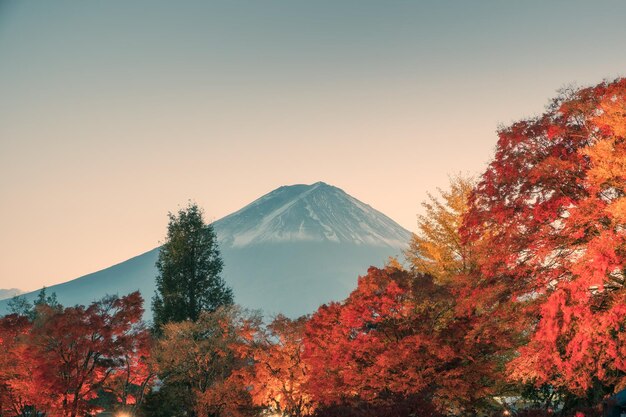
<box><xmin>1</xmin><ymin>0</ymin><xmax>626</xmax><ymax>291</ymax></box>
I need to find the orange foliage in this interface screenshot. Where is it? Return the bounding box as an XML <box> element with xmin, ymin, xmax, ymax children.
<box><xmin>242</xmin><ymin>315</ymin><xmax>314</xmax><ymax>417</ymax></box>
<box><xmin>153</xmin><ymin>306</ymin><xmax>259</xmax><ymax>416</ymax></box>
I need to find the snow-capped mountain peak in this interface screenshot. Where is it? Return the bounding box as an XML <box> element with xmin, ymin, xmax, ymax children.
<box><xmin>214</xmin><ymin>182</ymin><xmax>411</xmax><ymax>249</ymax></box>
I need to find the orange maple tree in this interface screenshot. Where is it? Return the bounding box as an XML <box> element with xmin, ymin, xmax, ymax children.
<box><xmin>237</xmin><ymin>314</ymin><xmax>313</xmax><ymax>417</ymax></box>
<box><xmin>154</xmin><ymin>306</ymin><xmax>260</xmax><ymax>417</ymax></box>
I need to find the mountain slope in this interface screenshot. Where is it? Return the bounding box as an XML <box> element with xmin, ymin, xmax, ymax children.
<box><xmin>0</xmin><ymin>182</ymin><xmax>411</xmax><ymax>318</ymax></box>
<box><xmin>0</xmin><ymin>288</ymin><xmax>23</xmax><ymax>300</ymax></box>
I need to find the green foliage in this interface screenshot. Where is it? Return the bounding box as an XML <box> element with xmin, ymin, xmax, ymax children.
<box><xmin>7</xmin><ymin>295</ymin><xmax>31</xmax><ymax>316</ymax></box>
<box><xmin>141</xmin><ymin>383</ymin><xmax>194</xmax><ymax>417</ymax></box>
<box><xmin>152</xmin><ymin>202</ymin><xmax>233</xmax><ymax>328</ymax></box>
<box><xmin>33</xmin><ymin>287</ymin><xmax>60</xmax><ymax>309</ymax></box>
<box><xmin>8</xmin><ymin>287</ymin><xmax>61</xmax><ymax>320</ymax></box>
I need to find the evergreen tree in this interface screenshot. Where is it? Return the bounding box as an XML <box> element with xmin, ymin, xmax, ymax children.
<box><xmin>8</xmin><ymin>287</ymin><xmax>61</xmax><ymax>319</ymax></box>
<box><xmin>152</xmin><ymin>203</ymin><xmax>233</xmax><ymax>328</ymax></box>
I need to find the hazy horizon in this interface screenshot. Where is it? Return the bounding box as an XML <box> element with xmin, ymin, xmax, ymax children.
<box><xmin>2</xmin><ymin>0</ymin><xmax>626</xmax><ymax>291</ymax></box>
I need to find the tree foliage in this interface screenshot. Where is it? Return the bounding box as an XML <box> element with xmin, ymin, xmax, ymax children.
<box><xmin>303</xmin><ymin>265</ymin><xmax>486</xmax><ymax>415</ymax></box>
<box><xmin>238</xmin><ymin>315</ymin><xmax>313</xmax><ymax>417</ymax></box>
<box><xmin>406</xmin><ymin>175</ymin><xmax>476</xmax><ymax>284</ymax></box>
<box><xmin>151</xmin><ymin>306</ymin><xmax>260</xmax><ymax>417</ymax></box>
<box><xmin>0</xmin><ymin>292</ymin><xmax>154</xmax><ymax>417</ymax></box>
<box><xmin>153</xmin><ymin>203</ymin><xmax>233</xmax><ymax>328</ymax></box>
<box><xmin>463</xmin><ymin>78</ymin><xmax>626</xmax><ymax>400</ymax></box>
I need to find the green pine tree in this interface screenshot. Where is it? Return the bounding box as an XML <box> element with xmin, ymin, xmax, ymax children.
<box><xmin>8</xmin><ymin>286</ymin><xmax>61</xmax><ymax>319</ymax></box>
<box><xmin>152</xmin><ymin>202</ymin><xmax>233</xmax><ymax>328</ymax></box>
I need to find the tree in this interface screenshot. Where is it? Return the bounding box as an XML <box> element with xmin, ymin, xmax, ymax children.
<box><xmin>103</xmin><ymin>324</ymin><xmax>156</xmax><ymax>414</ymax></box>
<box><xmin>28</xmin><ymin>292</ymin><xmax>147</xmax><ymax>417</ymax></box>
<box><xmin>240</xmin><ymin>315</ymin><xmax>314</xmax><ymax>417</ymax></box>
<box><xmin>404</xmin><ymin>176</ymin><xmax>520</xmax><ymax>414</ymax></box>
<box><xmin>406</xmin><ymin>175</ymin><xmax>476</xmax><ymax>285</ymax></box>
<box><xmin>152</xmin><ymin>202</ymin><xmax>233</xmax><ymax>328</ymax></box>
<box><xmin>303</xmin><ymin>265</ymin><xmax>461</xmax><ymax>415</ymax></box>
<box><xmin>1</xmin><ymin>289</ymin><xmax>64</xmax><ymax>417</ymax></box>
<box><xmin>0</xmin><ymin>292</ymin><xmax>150</xmax><ymax>417</ymax></box>
<box><xmin>462</xmin><ymin>78</ymin><xmax>626</xmax><ymax>406</ymax></box>
<box><xmin>151</xmin><ymin>306</ymin><xmax>260</xmax><ymax>417</ymax></box>
<box><xmin>0</xmin><ymin>314</ymin><xmax>45</xmax><ymax>417</ymax></box>
<box><xmin>8</xmin><ymin>287</ymin><xmax>61</xmax><ymax>320</ymax></box>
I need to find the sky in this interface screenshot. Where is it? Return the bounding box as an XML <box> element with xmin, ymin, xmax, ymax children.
<box><xmin>1</xmin><ymin>0</ymin><xmax>626</xmax><ymax>291</ymax></box>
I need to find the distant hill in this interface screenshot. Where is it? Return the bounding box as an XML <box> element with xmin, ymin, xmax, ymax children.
<box><xmin>0</xmin><ymin>182</ymin><xmax>411</xmax><ymax>319</ymax></box>
<box><xmin>0</xmin><ymin>288</ymin><xmax>23</xmax><ymax>301</ymax></box>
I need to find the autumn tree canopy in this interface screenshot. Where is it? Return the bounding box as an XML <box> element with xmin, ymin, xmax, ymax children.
<box><xmin>238</xmin><ymin>314</ymin><xmax>313</xmax><ymax>417</ymax></box>
<box><xmin>463</xmin><ymin>79</ymin><xmax>626</xmax><ymax>398</ymax></box>
<box><xmin>152</xmin><ymin>306</ymin><xmax>261</xmax><ymax>417</ymax></box>
<box><xmin>303</xmin><ymin>265</ymin><xmax>469</xmax><ymax>415</ymax></box>
<box><xmin>406</xmin><ymin>175</ymin><xmax>476</xmax><ymax>285</ymax></box>
<box><xmin>0</xmin><ymin>292</ymin><xmax>152</xmax><ymax>417</ymax></box>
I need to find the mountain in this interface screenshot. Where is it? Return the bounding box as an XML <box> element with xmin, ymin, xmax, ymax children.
<box><xmin>0</xmin><ymin>182</ymin><xmax>411</xmax><ymax>319</ymax></box>
<box><xmin>215</xmin><ymin>182</ymin><xmax>409</xmax><ymax>248</ymax></box>
<box><xmin>0</xmin><ymin>288</ymin><xmax>23</xmax><ymax>301</ymax></box>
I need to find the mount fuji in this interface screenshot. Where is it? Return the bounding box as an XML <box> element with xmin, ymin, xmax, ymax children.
<box><xmin>0</xmin><ymin>182</ymin><xmax>411</xmax><ymax>319</ymax></box>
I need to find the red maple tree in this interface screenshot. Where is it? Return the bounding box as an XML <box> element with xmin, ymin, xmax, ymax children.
<box><xmin>303</xmin><ymin>265</ymin><xmax>494</xmax><ymax>414</ymax></box>
<box><xmin>0</xmin><ymin>292</ymin><xmax>150</xmax><ymax>417</ymax></box>
<box><xmin>0</xmin><ymin>314</ymin><xmax>48</xmax><ymax>416</ymax></box>
<box><xmin>463</xmin><ymin>79</ymin><xmax>626</xmax><ymax>396</ymax></box>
